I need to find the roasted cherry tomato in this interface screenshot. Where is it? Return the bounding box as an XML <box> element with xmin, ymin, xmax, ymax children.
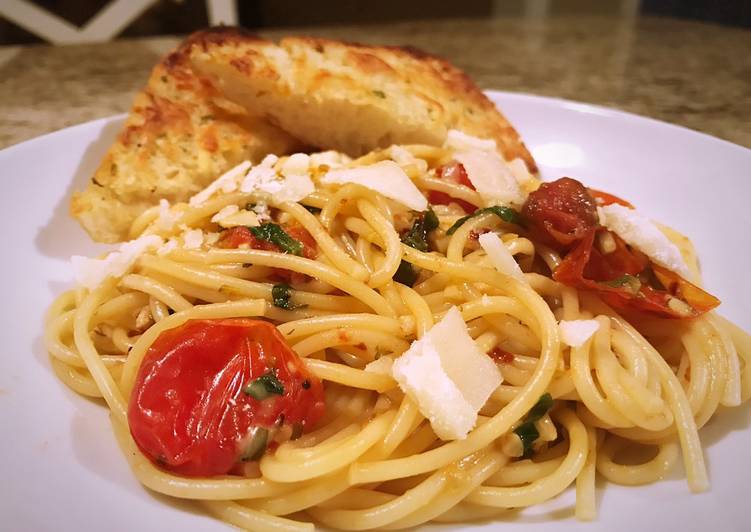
<box><xmin>587</xmin><ymin>188</ymin><xmax>634</xmax><ymax>209</ymax></box>
<box><xmin>554</xmin><ymin>230</ymin><xmax>719</xmax><ymax>319</ymax></box>
<box><xmin>522</xmin><ymin>177</ymin><xmax>599</xmax><ymax>250</ymax></box>
<box><xmin>428</xmin><ymin>161</ymin><xmax>478</xmax><ymax>214</ymax></box>
<box><xmin>218</xmin><ymin>224</ymin><xmax>317</xmax><ymax>283</ymax></box>
<box><xmin>128</xmin><ymin>318</ymin><xmax>325</xmax><ymax>477</ymax></box>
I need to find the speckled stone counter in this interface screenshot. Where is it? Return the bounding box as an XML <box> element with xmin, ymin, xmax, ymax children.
<box><xmin>1</xmin><ymin>16</ymin><xmax>750</xmax><ymax>149</ymax></box>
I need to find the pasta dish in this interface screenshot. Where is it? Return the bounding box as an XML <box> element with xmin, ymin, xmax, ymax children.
<box><xmin>45</xmin><ymin>132</ymin><xmax>750</xmax><ymax>531</ymax></box>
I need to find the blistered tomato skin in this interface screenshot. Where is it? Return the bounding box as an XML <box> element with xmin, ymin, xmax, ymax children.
<box><xmin>522</xmin><ymin>177</ymin><xmax>599</xmax><ymax>249</ymax></box>
<box><xmin>127</xmin><ymin>318</ymin><xmax>325</xmax><ymax>477</ymax></box>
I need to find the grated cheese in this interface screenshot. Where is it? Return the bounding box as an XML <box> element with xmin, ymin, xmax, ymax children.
<box><xmin>71</xmin><ymin>235</ymin><xmax>163</xmax><ymax>289</ymax></box>
<box><xmin>189</xmin><ymin>160</ymin><xmax>251</xmax><ymax>206</ymax></box>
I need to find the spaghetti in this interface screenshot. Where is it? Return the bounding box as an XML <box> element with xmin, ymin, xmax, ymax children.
<box><xmin>46</xmin><ymin>141</ymin><xmax>751</xmax><ymax>531</ymax></box>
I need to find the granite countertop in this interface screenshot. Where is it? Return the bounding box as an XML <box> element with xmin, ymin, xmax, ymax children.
<box><xmin>1</xmin><ymin>15</ymin><xmax>749</xmax><ymax>149</ymax></box>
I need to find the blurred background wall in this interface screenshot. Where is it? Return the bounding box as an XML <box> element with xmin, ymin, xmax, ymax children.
<box><xmin>1</xmin><ymin>0</ymin><xmax>750</xmax><ymax>45</ymax></box>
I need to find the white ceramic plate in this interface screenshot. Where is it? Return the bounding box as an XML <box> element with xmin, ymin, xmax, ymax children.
<box><xmin>1</xmin><ymin>92</ymin><xmax>749</xmax><ymax>532</ymax></box>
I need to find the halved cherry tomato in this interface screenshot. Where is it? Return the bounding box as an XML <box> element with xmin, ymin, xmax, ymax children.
<box><xmin>428</xmin><ymin>161</ymin><xmax>478</xmax><ymax>214</ymax></box>
<box><xmin>554</xmin><ymin>230</ymin><xmax>719</xmax><ymax>318</ymax></box>
<box><xmin>128</xmin><ymin>318</ymin><xmax>325</xmax><ymax>477</ymax></box>
<box><xmin>522</xmin><ymin>177</ymin><xmax>599</xmax><ymax>250</ymax></box>
<box><xmin>218</xmin><ymin>224</ymin><xmax>317</xmax><ymax>283</ymax></box>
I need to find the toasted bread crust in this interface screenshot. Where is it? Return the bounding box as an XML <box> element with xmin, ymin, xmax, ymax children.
<box><xmin>188</xmin><ymin>29</ymin><xmax>536</xmax><ymax>171</ymax></box>
<box><xmin>72</xmin><ymin>27</ymin><xmax>537</xmax><ymax>242</ymax></box>
<box><xmin>71</xmin><ymin>32</ymin><xmax>302</xmax><ymax>243</ymax></box>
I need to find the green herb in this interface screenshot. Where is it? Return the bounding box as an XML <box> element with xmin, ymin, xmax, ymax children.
<box><xmin>250</xmin><ymin>223</ymin><xmax>303</xmax><ymax>255</ymax></box>
<box><xmin>605</xmin><ymin>274</ymin><xmax>642</xmax><ymax>294</ymax></box>
<box><xmin>240</xmin><ymin>427</ymin><xmax>269</xmax><ymax>461</ymax></box>
<box><xmin>243</xmin><ymin>373</ymin><xmax>285</xmax><ymax>400</ymax></box>
<box><xmin>304</xmin><ymin>205</ymin><xmax>322</xmax><ymax>214</ymax></box>
<box><xmin>272</xmin><ymin>283</ymin><xmax>306</xmax><ymax>310</ymax></box>
<box><xmin>372</xmin><ymin>89</ymin><xmax>386</xmax><ymax>98</ymax></box>
<box><xmin>446</xmin><ymin>206</ymin><xmax>522</xmax><ymax>236</ymax></box>
<box><xmin>393</xmin><ymin>260</ymin><xmax>419</xmax><ymax>286</ymax></box>
<box><xmin>514</xmin><ymin>422</ymin><xmax>540</xmax><ymax>458</ymax></box>
<box><xmin>526</xmin><ymin>393</ymin><xmax>554</xmax><ymax>422</ymax></box>
<box><xmin>512</xmin><ymin>393</ymin><xmax>554</xmax><ymax>458</ymax></box>
<box><xmin>401</xmin><ymin>208</ymin><xmax>439</xmax><ymax>252</ymax></box>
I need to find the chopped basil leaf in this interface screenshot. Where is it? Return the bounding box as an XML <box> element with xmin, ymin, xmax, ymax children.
<box><xmin>513</xmin><ymin>393</ymin><xmax>554</xmax><ymax>458</ymax></box>
<box><xmin>240</xmin><ymin>427</ymin><xmax>269</xmax><ymax>461</ymax></box>
<box><xmin>249</xmin><ymin>223</ymin><xmax>303</xmax><ymax>255</ymax></box>
<box><xmin>526</xmin><ymin>393</ymin><xmax>553</xmax><ymax>423</ymax></box>
<box><xmin>401</xmin><ymin>208</ymin><xmax>439</xmax><ymax>252</ymax></box>
<box><xmin>372</xmin><ymin>89</ymin><xmax>386</xmax><ymax>98</ymax></box>
<box><xmin>304</xmin><ymin>205</ymin><xmax>322</xmax><ymax>214</ymax></box>
<box><xmin>605</xmin><ymin>274</ymin><xmax>642</xmax><ymax>294</ymax></box>
<box><xmin>272</xmin><ymin>283</ymin><xmax>306</xmax><ymax>310</ymax></box>
<box><xmin>513</xmin><ymin>421</ymin><xmax>540</xmax><ymax>458</ymax></box>
<box><xmin>446</xmin><ymin>206</ymin><xmax>522</xmax><ymax>236</ymax></box>
<box><xmin>243</xmin><ymin>372</ymin><xmax>285</xmax><ymax>400</ymax></box>
<box><xmin>393</xmin><ymin>260</ymin><xmax>419</xmax><ymax>286</ymax></box>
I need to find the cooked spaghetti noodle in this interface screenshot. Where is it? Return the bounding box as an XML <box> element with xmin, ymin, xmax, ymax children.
<box><xmin>46</xmin><ymin>141</ymin><xmax>751</xmax><ymax>531</ymax></box>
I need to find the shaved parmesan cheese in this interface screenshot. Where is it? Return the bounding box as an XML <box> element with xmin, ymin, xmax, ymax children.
<box><xmin>275</xmin><ymin>173</ymin><xmax>315</xmax><ymax>203</ymax></box>
<box><xmin>71</xmin><ymin>235</ymin><xmax>163</xmax><ymax>289</ymax></box>
<box><xmin>597</xmin><ymin>204</ymin><xmax>689</xmax><ymax>277</ymax></box>
<box><xmin>240</xmin><ymin>163</ymin><xmax>276</xmax><ymax>193</ymax></box>
<box><xmin>478</xmin><ymin>232</ymin><xmax>525</xmax><ymax>281</ymax></box>
<box><xmin>310</xmin><ymin>150</ymin><xmax>351</xmax><ymax>169</ymax></box>
<box><xmin>392</xmin><ymin>306</ymin><xmax>502</xmax><ymax>440</ymax></box>
<box><xmin>240</xmin><ymin>158</ymin><xmax>314</xmax><ymax>203</ymax></box>
<box><xmin>322</xmin><ymin>160</ymin><xmax>428</xmax><ymax>211</ymax></box>
<box><xmin>189</xmin><ymin>160</ymin><xmax>251</xmax><ymax>206</ymax></box>
<box><xmin>250</xmin><ymin>201</ymin><xmax>271</xmax><ymax>222</ymax></box>
<box><xmin>507</xmin><ymin>158</ymin><xmax>535</xmax><ymax>187</ymax></box>
<box><xmin>260</xmin><ymin>154</ymin><xmax>279</xmax><ymax>168</ymax></box>
<box><xmin>182</xmin><ymin>228</ymin><xmax>204</xmax><ymax>249</ymax></box>
<box><xmin>210</xmin><ymin>204</ymin><xmax>240</xmax><ymax>223</ymax></box>
<box><xmin>559</xmin><ymin>319</ymin><xmax>600</xmax><ymax>347</ymax></box>
<box><xmin>453</xmin><ymin>150</ymin><xmax>525</xmax><ymax>206</ymax></box>
<box><xmin>157</xmin><ymin>199</ymin><xmax>179</xmax><ymax>230</ymax></box>
<box><xmin>445</xmin><ymin>129</ymin><xmax>497</xmax><ymax>152</ymax></box>
<box><xmin>281</xmin><ymin>153</ymin><xmax>310</xmax><ymax>177</ymax></box>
